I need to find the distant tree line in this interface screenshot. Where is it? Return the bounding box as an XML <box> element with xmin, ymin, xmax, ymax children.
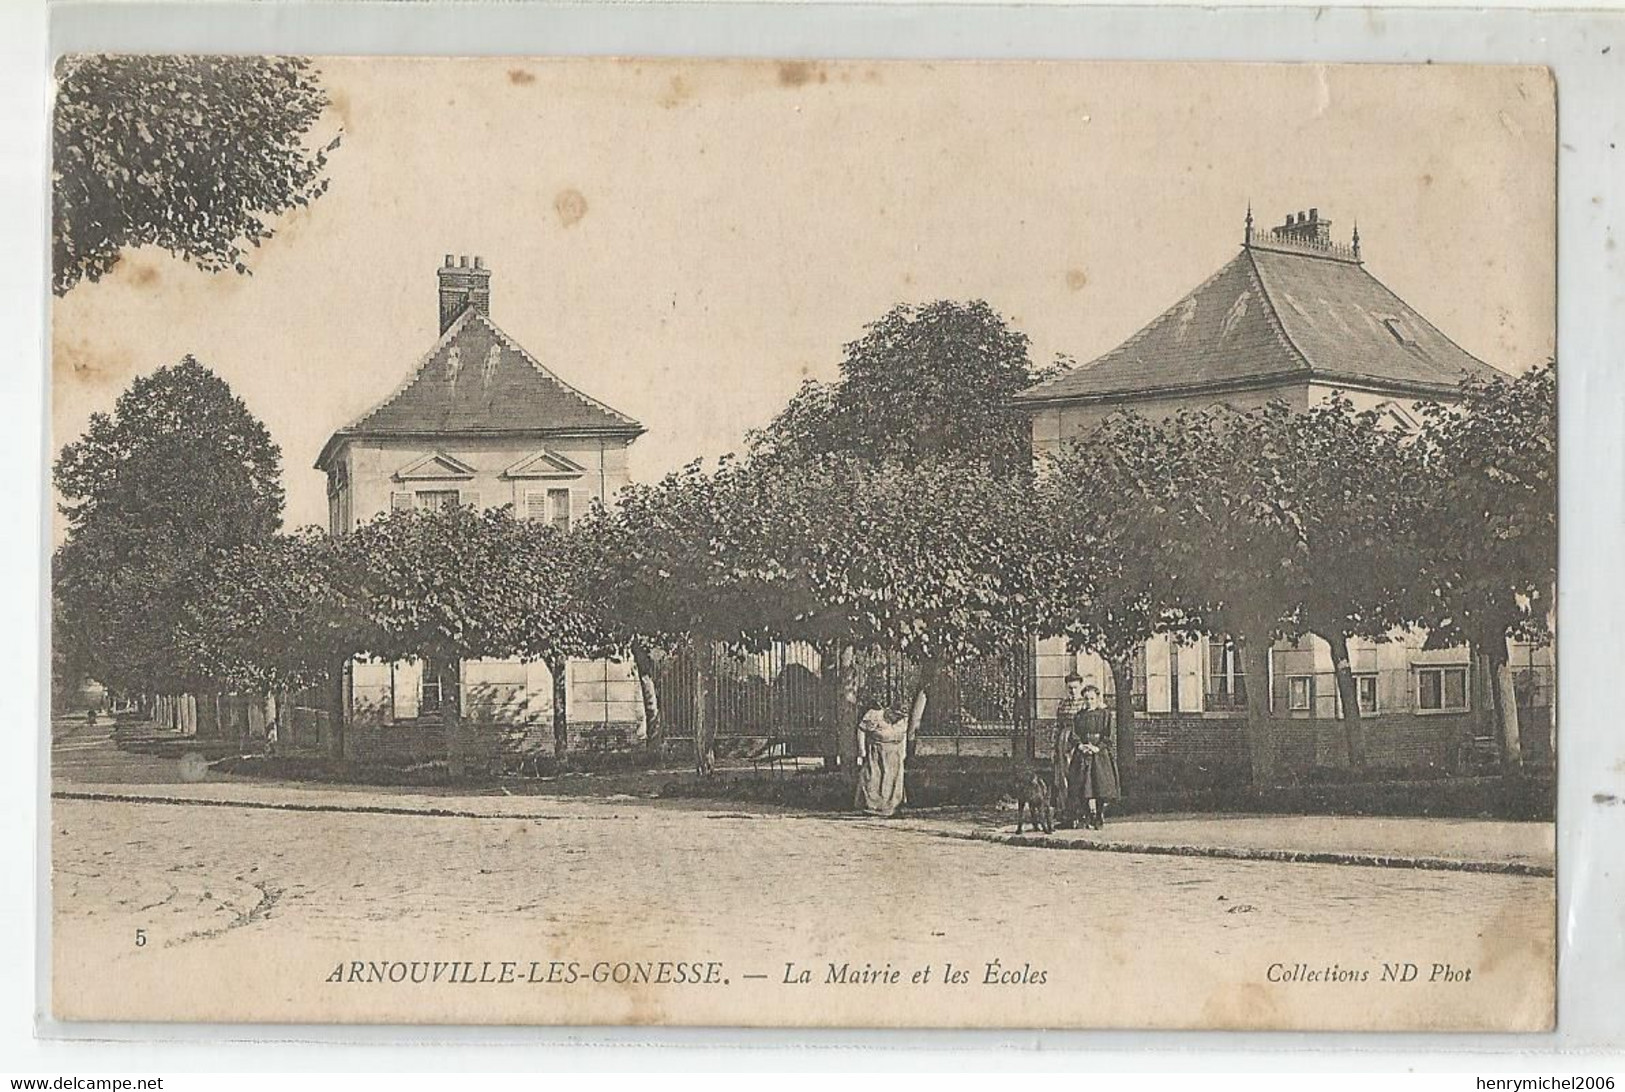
<box><xmin>52</xmin><ymin>305</ymin><xmax>1556</xmax><ymax>784</ymax></box>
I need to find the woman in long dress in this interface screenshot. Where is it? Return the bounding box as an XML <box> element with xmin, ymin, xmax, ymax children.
<box><xmin>1078</xmin><ymin>723</ymin><xmax>1122</xmax><ymax>830</ymax></box>
<box><xmin>854</xmin><ymin>691</ymin><xmax>910</xmax><ymax>817</ymax></box>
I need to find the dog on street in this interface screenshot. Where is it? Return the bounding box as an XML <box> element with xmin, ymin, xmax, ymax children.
<box><xmin>1014</xmin><ymin>769</ymin><xmax>1056</xmax><ymax>835</ymax></box>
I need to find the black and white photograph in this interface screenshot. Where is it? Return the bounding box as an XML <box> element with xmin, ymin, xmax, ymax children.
<box><xmin>46</xmin><ymin>56</ymin><xmax>1557</xmax><ymax>1030</ymax></box>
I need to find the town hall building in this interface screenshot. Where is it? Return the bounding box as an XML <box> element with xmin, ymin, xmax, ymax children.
<box><xmin>315</xmin><ymin>255</ymin><xmax>647</xmax><ymax>763</ymax></box>
<box><xmin>1015</xmin><ymin>208</ymin><xmax>1553</xmax><ymax>771</ymax></box>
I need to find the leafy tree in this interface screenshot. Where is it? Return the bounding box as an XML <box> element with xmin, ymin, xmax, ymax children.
<box><xmin>1286</xmin><ymin>397</ymin><xmax>1434</xmax><ymax>768</ymax></box>
<box><xmin>1122</xmin><ymin>398</ymin><xmax>1444</xmax><ymax>780</ymax></box>
<box><xmin>744</xmin><ymin>299</ymin><xmax>1064</xmax><ymax>763</ymax></box>
<box><xmin>333</xmin><ymin>505</ymin><xmax>543</xmax><ymax>779</ymax></box>
<box><xmin>53</xmin><ymin>356</ymin><xmax>285</xmax><ymax>698</ymax></box>
<box><xmin>749</xmin><ymin>454</ymin><xmax>1040</xmax><ymax>758</ymax></box>
<box><xmin>750</xmin><ymin>300</ymin><xmax>1064</xmax><ymax>478</ymax></box>
<box><xmin>506</xmin><ymin>519</ymin><xmax>623</xmax><ymax>759</ymax></box>
<box><xmin>175</xmin><ymin>529</ymin><xmax>352</xmax><ymax>748</ymax></box>
<box><xmin>580</xmin><ymin>459</ymin><xmax>803</xmax><ymax>773</ymax></box>
<box><xmin>1415</xmin><ymin>363</ymin><xmax>1557</xmax><ymax>769</ymax></box>
<box><xmin>1035</xmin><ymin>411</ymin><xmax>1203</xmax><ymax>781</ymax></box>
<box><xmin>51</xmin><ymin>576</ymin><xmax>100</xmax><ymax>715</ymax></box>
<box><xmin>1126</xmin><ymin>403</ymin><xmax>1307</xmax><ymax>784</ymax></box>
<box><xmin>53</xmin><ymin>55</ymin><xmax>341</xmax><ymax>294</ymax></box>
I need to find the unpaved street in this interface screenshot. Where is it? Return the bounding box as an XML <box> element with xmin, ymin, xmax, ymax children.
<box><xmin>51</xmin><ymin>786</ymin><xmax>1554</xmax><ymax>1030</ymax></box>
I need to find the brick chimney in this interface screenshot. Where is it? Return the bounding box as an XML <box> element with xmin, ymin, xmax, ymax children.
<box><xmin>437</xmin><ymin>254</ymin><xmax>492</xmax><ymax>334</ymax></box>
<box><xmin>1271</xmin><ymin>208</ymin><xmax>1333</xmax><ymax>248</ymax></box>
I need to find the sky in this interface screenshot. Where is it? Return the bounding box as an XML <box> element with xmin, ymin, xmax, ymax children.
<box><xmin>51</xmin><ymin>59</ymin><xmax>1556</xmax><ymax>535</ymax></box>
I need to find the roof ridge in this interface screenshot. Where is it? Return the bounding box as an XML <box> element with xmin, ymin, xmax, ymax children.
<box><xmin>1243</xmin><ymin>247</ymin><xmax>1316</xmax><ymax>376</ymax></box>
<box><xmin>476</xmin><ymin>312</ymin><xmax>643</xmax><ymax>430</ymax></box>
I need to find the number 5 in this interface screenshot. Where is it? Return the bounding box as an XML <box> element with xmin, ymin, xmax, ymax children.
<box><xmin>135</xmin><ymin>929</ymin><xmax>147</xmax><ymax>947</ymax></box>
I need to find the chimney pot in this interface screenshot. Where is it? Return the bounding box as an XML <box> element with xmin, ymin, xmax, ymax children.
<box><xmin>1309</xmin><ymin>207</ymin><xmax>1319</xmax><ymax>222</ymax></box>
<box><xmin>437</xmin><ymin>255</ymin><xmax>493</xmax><ymax>334</ymax></box>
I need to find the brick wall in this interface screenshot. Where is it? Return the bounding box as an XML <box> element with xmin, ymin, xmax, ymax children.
<box><xmin>1307</xmin><ymin>712</ymin><xmax>1473</xmax><ymax>770</ymax></box>
<box><xmin>1037</xmin><ymin>710</ymin><xmax>1472</xmax><ymax>774</ymax></box>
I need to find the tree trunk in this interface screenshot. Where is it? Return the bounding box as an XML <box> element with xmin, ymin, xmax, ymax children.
<box><xmin>629</xmin><ymin>640</ymin><xmax>663</xmax><ymax>758</ymax></box>
<box><xmin>1484</xmin><ymin>638</ymin><xmax>1523</xmax><ymax>772</ymax></box>
<box><xmin>907</xmin><ymin>659</ymin><xmax>938</xmax><ymax>760</ymax></box>
<box><xmin>442</xmin><ymin>658</ymin><xmax>465</xmax><ymax>780</ymax></box>
<box><xmin>1108</xmin><ymin>654</ymin><xmax>1137</xmax><ymax>790</ymax></box>
<box><xmin>323</xmin><ymin>659</ymin><xmax>347</xmax><ymax>763</ymax></box>
<box><xmin>692</xmin><ymin>640</ymin><xmax>714</xmax><ymax>776</ymax></box>
<box><xmin>263</xmin><ymin>690</ymin><xmax>278</xmax><ymax>746</ymax></box>
<box><xmin>820</xmin><ymin>641</ymin><xmax>856</xmax><ymax>772</ymax></box>
<box><xmin>819</xmin><ymin>641</ymin><xmax>840</xmax><ymax>771</ymax></box>
<box><xmin>1323</xmin><ymin>629</ymin><xmax>1367</xmax><ymax>769</ymax></box>
<box><xmin>193</xmin><ymin>689</ymin><xmax>211</xmax><ymax>739</ymax></box>
<box><xmin>1237</xmin><ymin>628</ymin><xmax>1276</xmax><ymax>786</ymax></box>
<box><xmin>1466</xmin><ymin>648</ymin><xmax>1495</xmax><ymax>771</ymax></box>
<box><xmin>834</xmin><ymin>644</ymin><xmax>860</xmax><ymax>771</ymax></box>
<box><xmin>549</xmin><ymin>654</ymin><xmax>570</xmax><ymax>761</ymax></box>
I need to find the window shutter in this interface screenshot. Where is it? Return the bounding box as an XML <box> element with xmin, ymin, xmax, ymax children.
<box><xmin>390</xmin><ymin>491</ymin><xmax>413</xmax><ymax>513</ymax></box>
<box><xmin>1146</xmin><ymin>635</ymin><xmax>1172</xmax><ymax>713</ymax></box>
<box><xmin>525</xmin><ymin>490</ymin><xmax>548</xmax><ymax>522</ymax></box>
<box><xmin>1178</xmin><ymin>641</ymin><xmax>1205</xmax><ymax>712</ymax></box>
<box><xmin>393</xmin><ymin>660</ymin><xmax>421</xmax><ymax>721</ymax></box>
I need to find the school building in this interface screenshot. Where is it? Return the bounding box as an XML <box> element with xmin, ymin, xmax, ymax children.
<box><xmin>1014</xmin><ymin>208</ymin><xmax>1553</xmax><ymax>771</ymax></box>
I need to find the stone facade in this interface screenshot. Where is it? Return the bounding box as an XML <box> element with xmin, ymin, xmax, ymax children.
<box><xmin>317</xmin><ymin>256</ymin><xmax>647</xmax><ymax>761</ymax></box>
<box><xmin>1033</xmin><ymin>634</ymin><xmax>1550</xmax><ymax>774</ymax></box>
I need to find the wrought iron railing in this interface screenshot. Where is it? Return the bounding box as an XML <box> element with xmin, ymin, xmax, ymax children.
<box><xmin>1247</xmin><ymin>231</ymin><xmax>1361</xmax><ymax>263</ymax></box>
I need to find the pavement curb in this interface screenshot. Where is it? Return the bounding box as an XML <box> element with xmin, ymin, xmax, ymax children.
<box><xmin>50</xmin><ymin>790</ymin><xmax>631</xmax><ymax>823</ymax></box>
<box><xmin>935</xmin><ymin>827</ymin><xmax>1554</xmax><ymax>877</ymax></box>
<box><xmin>52</xmin><ymin>790</ymin><xmax>1553</xmax><ymax>877</ymax></box>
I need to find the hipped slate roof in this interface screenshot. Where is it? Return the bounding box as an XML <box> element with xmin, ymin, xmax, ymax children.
<box><xmin>317</xmin><ymin>308</ymin><xmax>643</xmax><ymax>470</ymax></box>
<box><xmin>1017</xmin><ymin>241</ymin><xmax>1506</xmax><ymax>406</ymax></box>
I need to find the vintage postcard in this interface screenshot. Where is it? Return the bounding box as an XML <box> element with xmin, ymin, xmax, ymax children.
<box><xmin>48</xmin><ymin>57</ymin><xmax>1556</xmax><ymax>1030</ymax></box>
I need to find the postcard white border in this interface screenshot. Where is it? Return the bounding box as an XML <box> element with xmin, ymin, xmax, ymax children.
<box><xmin>10</xmin><ymin>0</ymin><xmax>1624</xmax><ymax>1068</ymax></box>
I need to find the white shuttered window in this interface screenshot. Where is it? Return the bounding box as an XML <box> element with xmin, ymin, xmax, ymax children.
<box><xmin>1145</xmin><ymin>635</ymin><xmax>1173</xmax><ymax>713</ymax></box>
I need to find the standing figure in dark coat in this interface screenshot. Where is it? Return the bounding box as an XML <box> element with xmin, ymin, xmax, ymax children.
<box><xmin>1051</xmin><ymin>673</ymin><xmax>1088</xmax><ymax>828</ymax></box>
<box><xmin>1076</xmin><ymin>684</ymin><xmax>1121</xmax><ymax>829</ymax></box>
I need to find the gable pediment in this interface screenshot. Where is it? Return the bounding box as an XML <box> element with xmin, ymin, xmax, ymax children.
<box><xmin>502</xmin><ymin>449</ymin><xmax>588</xmax><ymax>480</ymax></box>
<box><xmin>1372</xmin><ymin>400</ymin><xmax>1420</xmax><ymax>431</ymax></box>
<box><xmin>392</xmin><ymin>451</ymin><xmax>477</xmax><ymax>482</ymax></box>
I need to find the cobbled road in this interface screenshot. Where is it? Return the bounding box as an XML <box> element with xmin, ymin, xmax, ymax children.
<box><xmin>49</xmin><ymin>722</ymin><xmax>1555</xmax><ymax>1031</ymax></box>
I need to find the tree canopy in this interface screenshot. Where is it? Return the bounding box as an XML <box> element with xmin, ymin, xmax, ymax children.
<box><xmin>53</xmin><ymin>356</ymin><xmax>285</xmax><ymax>694</ymax></box>
<box><xmin>53</xmin><ymin>54</ymin><xmax>341</xmax><ymax>294</ymax></box>
<box><xmin>749</xmin><ymin>299</ymin><xmax>1064</xmax><ymax>477</ymax></box>
<box><xmin>176</xmin><ymin>529</ymin><xmax>351</xmax><ymax>696</ymax></box>
<box><xmin>334</xmin><ymin>505</ymin><xmax>533</xmax><ymax>667</ymax></box>
<box><xmin>753</xmin><ymin>454</ymin><xmax>1038</xmax><ymax>666</ymax></box>
<box><xmin>1415</xmin><ymin>362</ymin><xmax>1557</xmax><ymax>652</ymax></box>
<box><xmin>579</xmin><ymin>457</ymin><xmax>804</xmax><ymax>653</ymax></box>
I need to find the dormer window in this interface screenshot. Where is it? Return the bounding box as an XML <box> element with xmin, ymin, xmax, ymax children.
<box><xmin>1382</xmin><ymin>317</ymin><xmax>1417</xmax><ymax>347</ymax></box>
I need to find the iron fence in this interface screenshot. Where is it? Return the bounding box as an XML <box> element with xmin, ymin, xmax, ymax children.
<box><xmin>652</xmin><ymin>640</ymin><xmax>1035</xmax><ymax>758</ymax></box>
